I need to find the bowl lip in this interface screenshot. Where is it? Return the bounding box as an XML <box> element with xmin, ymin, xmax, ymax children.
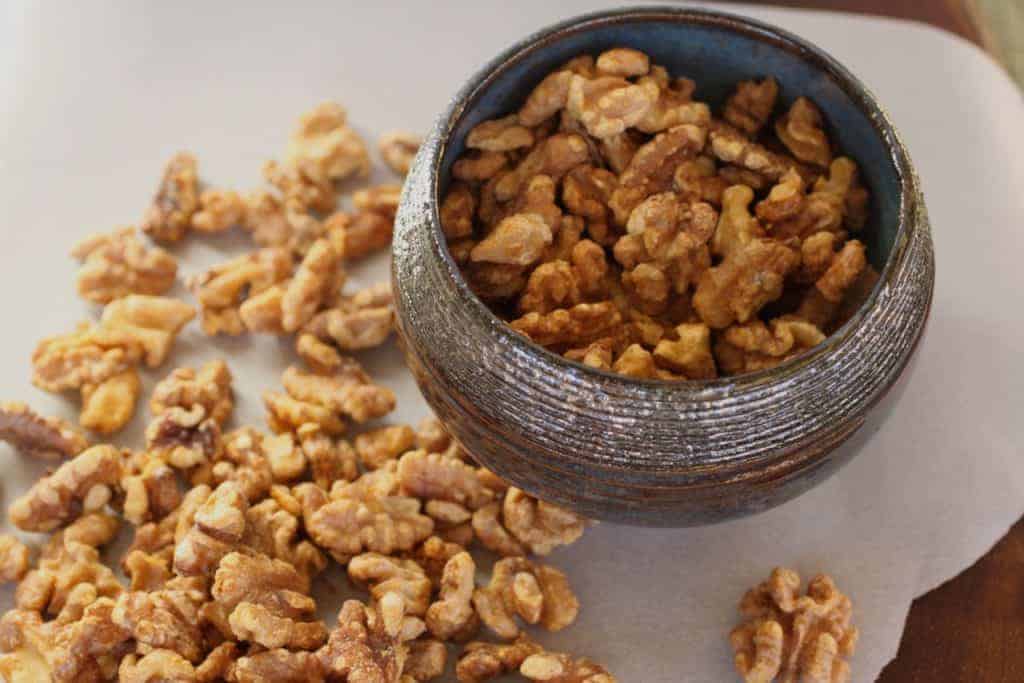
<box><xmin>419</xmin><ymin>4</ymin><xmax>922</xmax><ymax>391</ymax></box>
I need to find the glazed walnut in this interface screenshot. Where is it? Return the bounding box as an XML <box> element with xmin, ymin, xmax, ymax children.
<box><xmin>520</xmin><ymin>651</ymin><xmax>617</xmax><ymax>683</ymax></box>
<box><xmin>318</xmin><ymin>594</ymin><xmax>424</xmax><ymax>681</ymax></box>
<box><xmin>9</xmin><ymin>445</ymin><xmax>122</xmax><ymax>532</ymax></box>
<box><xmin>150</xmin><ymin>359</ymin><xmax>234</xmax><ymax>426</ymax></box>
<box><xmin>730</xmin><ymin>568</ymin><xmax>858</xmax><ymax>683</ymax></box>
<box><xmin>189</xmin><ymin>248</ymin><xmax>292</xmax><ymax>336</ymax></box>
<box><xmin>457</xmin><ymin>636</ymin><xmax>544</xmax><ymax>683</ymax></box>
<box><xmin>380</xmin><ymin>130</ymin><xmax>422</xmax><ymax>176</ymax></box>
<box><xmin>284</xmin><ymin>101</ymin><xmax>370</xmax><ymax>183</ymax></box>
<box><xmin>72</xmin><ymin>227</ymin><xmax>178</xmax><ymax>303</ymax></box>
<box><xmin>349</xmin><ymin>552</ymin><xmax>433</xmax><ymax>616</ymax></box>
<box><xmin>425</xmin><ymin>551</ymin><xmax>477</xmax><ymax>641</ymax></box>
<box><xmin>0</xmin><ymin>402</ymin><xmax>89</xmax><ymax>461</ymax></box>
<box><xmin>303</xmin><ymin>281</ymin><xmax>394</xmax><ymax>351</ymax></box>
<box><xmin>0</xmin><ymin>536</ymin><xmax>30</xmax><ymax>583</ymax></box>
<box><xmin>142</xmin><ymin>152</ymin><xmax>200</xmax><ymax>243</ymax></box>
<box><xmin>472</xmin><ymin>557</ymin><xmax>579</xmax><ymax>639</ymax></box>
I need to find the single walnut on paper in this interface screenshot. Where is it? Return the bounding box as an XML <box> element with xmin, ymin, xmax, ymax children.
<box><xmin>72</xmin><ymin>227</ymin><xmax>178</xmax><ymax>304</ymax></box>
<box><xmin>472</xmin><ymin>557</ymin><xmax>579</xmax><ymax>639</ymax></box>
<box><xmin>141</xmin><ymin>152</ymin><xmax>200</xmax><ymax>243</ymax></box>
<box><xmin>0</xmin><ymin>402</ymin><xmax>89</xmax><ymax>461</ymax></box>
<box><xmin>730</xmin><ymin>567</ymin><xmax>858</xmax><ymax>683</ymax></box>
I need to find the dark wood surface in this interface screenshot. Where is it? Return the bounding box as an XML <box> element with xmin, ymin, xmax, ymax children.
<box><xmin>724</xmin><ymin>2</ymin><xmax>1014</xmax><ymax>681</ymax></box>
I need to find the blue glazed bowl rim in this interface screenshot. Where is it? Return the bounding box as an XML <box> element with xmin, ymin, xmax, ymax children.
<box><xmin>426</xmin><ymin>4</ymin><xmax>919</xmax><ymax>391</ymax></box>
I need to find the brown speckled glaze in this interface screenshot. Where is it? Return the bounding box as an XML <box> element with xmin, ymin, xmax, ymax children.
<box><xmin>392</xmin><ymin>7</ymin><xmax>935</xmax><ymax>526</ymax></box>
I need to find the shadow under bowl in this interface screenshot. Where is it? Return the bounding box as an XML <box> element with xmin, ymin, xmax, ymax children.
<box><xmin>392</xmin><ymin>6</ymin><xmax>935</xmax><ymax>526</ymax></box>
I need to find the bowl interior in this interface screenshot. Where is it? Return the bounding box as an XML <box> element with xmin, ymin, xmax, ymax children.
<box><xmin>437</xmin><ymin>10</ymin><xmax>904</xmax><ymax>270</ymax></box>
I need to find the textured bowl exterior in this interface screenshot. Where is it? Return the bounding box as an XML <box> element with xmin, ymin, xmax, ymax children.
<box><xmin>392</xmin><ymin>7</ymin><xmax>935</xmax><ymax>526</ymax></box>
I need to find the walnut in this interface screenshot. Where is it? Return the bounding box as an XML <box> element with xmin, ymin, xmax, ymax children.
<box><xmin>693</xmin><ymin>239</ymin><xmax>800</xmax><ymax>329</ymax></box>
<box><xmin>264</xmin><ymin>391</ymin><xmax>346</xmax><ymax>436</ymax></box>
<box><xmin>15</xmin><ymin>515</ymin><xmax>122</xmax><ymax>615</ymax></box>
<box><xmin>72</xmin><ymin>227</ymin><xmax>178</xmax><ymax>303</ymax></box>
<box><xmin>440</xmin><ymin>182</ymin><xmax>477</xmax><ymax>240</ymax></box>
<box><xmin>634</xmin><ymin>70</ymin><xmax>709</xmax><ymax>134</ymax></box>
<box><xmin>608</xmin><ymin>124</ymin><xmax>706</xmax><ymax>224</ymax></box>
<box><xmin>303</xmin><ymin>470</ymin><xmax>434</xmax><ymax>564</ymax></box>
<box><xmin>118</xmin><ymin>649</ymin><xmax>197</xmax><ymax>682</ymax></box>
<box><xmin>356</xmin><ymin>424</ymin><xmax>415</xmax><ymax>470</ymax></box>
<box><xmin>281</xmin><ymin>238</ymin><xmax>344</xmax><ymax>332</ymax></box>
<box><xmin>495</xmin><ymin>133</ymin><xmax>590</xmax><ymax>202</ymax></box>
<box><xmin>121</xmin><ymin>450</ymin><xmax>182</xmax><ymax>525</ymax></box>
<box><xmin>230</xmin><ymin>648</ymin><xmax>323</xmax><ymax>682</ymax></box>
<box><xmin>266</xmin><ymin>159</ymin><xmax>340</xmax><ymax>214</ymax></box>
<box><xmin>771</xmin><ymin>158</ymin><xmax>860</xmax><ymax>240</ymax></box>
<box><xmin>716</xmin><ymin>317</ymin><xmax>827</xmax><ymax>375</ymax></box>
<box><xmin>284</xmin><ymin>101</ymin><xmax>369</xmax><ymax>183</ymax></box>
<box><xmin>228</xmin><ymin>600</ymin><xmax>327</xmax><ymax>650</ymax></box>
<box><xmin>403</xmin><ymin>638</ymin><xmax>447</xmax><ymax>681</ymax></box>
<box><xmin>318</xmin><ymin>594</ymin><xmax>424</xmax><ymax>680</ymax></box>
<box><xmin>518</xmin><ymin>70</ymin><xmax>574</xmax><ymax>127</ymax></box>
<box><xmin>410</xmin><ymin>535</ymin><xmax>465</xmax><ymax>589</ymax></box>
<box><xmin>467</xmin><ymin>115</ymin><xmax>534</xmax><ymax>152</ymax></box>
<box><xmin>814</xmin><ymin>240</ymin><xmax>867</xmax><ymax>304</ymax></box>
<box><xmin>520</xmin><ymin>651</ymin><xmax>616</xmax><ymax>682</ymax></box>
<box><xmin>502</xmin><ymin>487</ymin><xmax>586</xmax><ymax>555</ymax></box>
<box><xmin>470</xmin><ymin>213</ymin><xmax>553</xmax><ymax>267</ymax></box>
<box><xmin>189</xmin><ymin>248</ymin><xmax>292</xmax><ymax>336</ymax></box>
<box><xmin>652</xmin><ymin>322</ymin><xmax>717</xmax><ymax>379</ymax></box>
<box><xmin>674</xmin><ymin>157</ymin><xmax>728</xmax><ymax>205</ymax></box>
<box><xmin>562</xmin><ymin>165</ymin><xmax>618</xmax><ymax>244</ymax></box>
<box><xmin>566</xmin><ymin>74</ymin><xmax>657</xmax><ymax>139</ymax></box>
<box><xmin>242</xmin><ymin>190</ymin><xmax>326</xmax><ymax>255</ymax></box>
<box><xmin>425</xmin><ymin>551</ymin><xmax>477</xmax><ymax>641</ymax></box>
<box><xmin>142</xmin><ymin>152</ymin><xmax>200</xmax><ymax>243</ymax></box>
<box><xmin>0</xmin><ymin>598</ymin><xmax>131</xmax><ymax>682</ymax></box>
<box><xmin>262</xmin><ymin>432</ymin><xmax>307</xmax><ymax>482</ymax></box>
<box><xmin>173</xmin><ymin>481</ymin><xmax>247</xmax><ymax>577</ymax></box>
<box><xmin>612</xmin><ymin>342</ymin><xmax>659</xmax><ymax>380</ymax></box>
<box><xmin>102</xmin><ymin>294</ymin><xmax>196</xmax><ymax>366</ymax></box>
<box><xmin>279</xmin><ymin>362</ymin><xmax>395</xmax><ymax>425</ymax></box>
<box><xmin>723</xmin><ymin>78</ymin><xmax>779</xmax><ymax>136</ymax></box>
<box><xmin>398</xmin><ymin>450</ymin><xmax>493</xmax><ymax>509</ymax></box>
<box><xmin>711</xmin><ymin>185</ymin><xmax>765</xmax><ymax>258</ymax></box>
<box><xmin>212</xmin><ymin>551</ymin><xmax>324</xmax><ymax>651</ymax></box>
<box><xmin>730</xmin><ymin>568</ymin><xmax>858</xmax><ymax>683</ymax></box>
<box><xmin>9</xmin><ymin>445</ymin><xmax>122</xmax><ymax>532</ymax></box>
<box><xmin>303</xmin><ymin>281</ymin><xmax>394</xmax><ymax>351</ymax></box>
<box><xmin>776</xmin><ymin>97</ymin><xmax>832</xmax><ymax>168</ymax></box>
<box><xmin>192</xmin><ymin>188</ymin><xmax>245</xmax><ymax>233</ymax></box>
<box><xmin>349</xmin><ymin>552</ymin><xmax>433</xmax><ymax>616</ymax></box>
<box><xmin>511</xmin><ymin>301</ymin><xmax>622</xmax><ymax>348</ymax></box>
<box><xmin>472</xmin><ymin>502</ymin><xmax>525</xmax><ymax>557</ymax></box>
<box><xmin>31</xmin><ymin>323</ymin><xmax>143</xmax><ymax>394</ymax></box>
<box><xmin>453</xmin><ymin>150</ymin><xmax>509</xmax><ymax>184</ymax></box>
<box><xmin>414</xmin><ymin>416</ymin><xmax>453</xmax><ymax>455</ymax></box>
<box><xmin>0</xmin><ymin>535</ymin><xmax>30</xmax><ymax>583</ymax></box>
<box><xmin>147</xmin><ymin>404</ymin><xmax>222</xmax><ymax>469</ymax></box>
<box><xmin>112</xmin><ymin>581</ymin><xmax>207</xmax><ymax>662</ymax></box>
<box><xmin>472</xmin><ymin>557</ymin><xmax>578</xmax><ymax>639</ymax></box>
<box><xmin>457</xmin><ymin>636</ymin><xmax>544</xmax><ymax>683</ymax></box>
<box><xmin>595</xmin><ymin>47</ymin><xmax>649</xmax><ymax>77</ymax></box>
<box><xmin>0</xmin><ymin>401</ymin><xmax>89</xmax><ymax>461</ymax></box>
<box><xmin>243</xmin><ymin>497</ymin><xmax>326</xmax><ymax>582</ymax></box>
<box><xmin>380</xmin><ymin>130</ymin><xmax>422</xmax><ymax>176</ymax></box>
<box><xmin>150</xmin><ymin>359</ymin><xmax>234</xmax><ymax>426</ymax></box>
<box><xmin>709</xmin><ymin>126</ymin><xmax>793</xmax><ymax>181</ymax></box>
<box><xmin>298</xmin><ymin>423</ymin><xmax>359</xmax><ymax>488</ymax></box>
<box><xmin>79</xmin><ymin>368</ymin><xmax>141</xmax><ymax>434</ymax></box>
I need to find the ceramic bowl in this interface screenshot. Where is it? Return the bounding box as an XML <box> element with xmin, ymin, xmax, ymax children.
<box><xmin>392</xmin><ymin>6</ymin><xmax>934</xmax><ymax>526</ymax></box>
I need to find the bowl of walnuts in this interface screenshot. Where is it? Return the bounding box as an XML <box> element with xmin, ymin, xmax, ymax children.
<box><xmin>392</xmin><ymin>6</ymin><xmax>934</xmax><ymax>526</ymax></box>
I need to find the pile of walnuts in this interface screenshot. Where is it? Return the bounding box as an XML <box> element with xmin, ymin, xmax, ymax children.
<box><xmin>0</xmin><ymin>102</ymin><xmax>616</xmax><ymax>682</ymax></box>
<box><xmin>0</xmin><ymin>82</ymin><xmax>859</xmax><ymax>681</ymax></box>
<box><xmin>442</xmin><ymin>47</ymin><xmax>878</xmax><ymax>380</ymax></box>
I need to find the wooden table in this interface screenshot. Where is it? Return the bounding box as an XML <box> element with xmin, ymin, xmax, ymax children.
<box><xmin>723</xmin><ymin>2</ymin><xmax>1017</xmax><ymax>681</ymax></box>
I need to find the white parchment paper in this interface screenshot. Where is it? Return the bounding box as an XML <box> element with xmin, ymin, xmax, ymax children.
<box><xmin>1</xmin><ymin>2</ymin><xmax>1022</xmax><ymax>681</ymax></box>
